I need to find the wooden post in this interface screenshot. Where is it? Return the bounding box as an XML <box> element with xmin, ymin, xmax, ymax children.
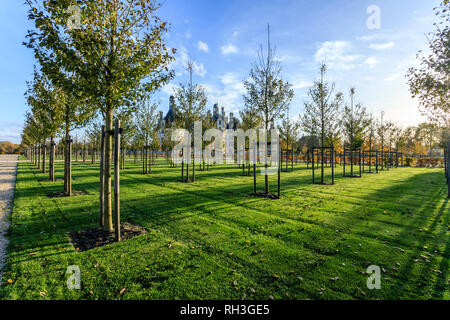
<box><xmin>64</xmin><ymin>143</ymin><xmax>67</xmax><ymax>193</ymax></box>
<box><xmin>50</xmin><ymin>139</ymin><xmax>55</xmax><ymax>182</ymax></box>
<box><xmin>447</xmin><ymin>142</ymin><xmax>450</xmax><ymax>198</ymax></box>
<box><xmin>142</xmin><ymin>147</ymin><xmax>145</xmax><ymax>174</ymax></box>
<box><xmin>192</xmin><ymin>149</ymin><xmax>195</xmax><ymax>182</ymax></box>
<box><xmin>253</xmin><ymin>146</ymin><xmax>256</xmax><ymax>194</ymax></box>
<box><xmin>181</xmin><ymin>149</ymin><xmax>184</xmax><ymax>181</ymax></box>
<box><xmin>100</xmin><ymin>126</ymin><xmax>105</xmax><ymax>227</ymax></box>
<box><xmin>38</xmin><ymin>143</ymin><xmax>41</xmax><ymax>169</ymax></box>
<box><xmin>67</xmin><ymin>136</ymin><xmax>72</xmax><ymax>196</ymax></box>
<box><xmin>277</xmin><ymin>147</ymin><xmax>281</xmax><ymax>198</ymax></box>
<box><xmin>114</xmin><ymin>120</ymin><xmax>121</xmax><ymax>242</ymax></box>
<box><xmin>312</xmin><ymin>148</ymin><xmax>315</xmax><ymax>183</ymax></box>
<box><xmin>83</xmin><ymin>141</ymin><xmax>86</xmax><ymax>163</ymax></box>
<box><xmin>359</xmin><ymin>150</ymin><xmax>362</xmax><ymax>177</ymax></box>
<box><xmin>331</xmin><ymin>148</ymin><xmax>335</xmax><ymax>185</ymax></box>
<box><xmin>75</xmin><ymin>139</ymin><xmax>78</xmax><ymax>162</ymax></box>
<box><xmin>42</xmin><ymin>142</ymin><xmax>46</xmax><ymax>174</ymax></box>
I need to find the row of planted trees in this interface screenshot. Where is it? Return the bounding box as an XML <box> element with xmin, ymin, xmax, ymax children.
<box><xmin>21</xmin><ymin>0</ymin><xmax>176</xmax><ymax>238</ymax></box>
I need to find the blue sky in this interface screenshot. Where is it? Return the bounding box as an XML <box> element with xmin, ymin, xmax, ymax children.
<box><xmin>0</xmin><ymin>0</ymin><xmax>442</xmax><ymax>143</ymax></box>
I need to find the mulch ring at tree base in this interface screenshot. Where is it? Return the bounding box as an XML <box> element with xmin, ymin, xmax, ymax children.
<box><xmin>46</xmin><ymin>190</ymin><xmax>88</xmax><ymax>198</ymax></box>
<box><xmin>250</xmin><ymin>192</ymin><xmax>280</xmax><ymax>200</ymax></box>
<box><xmin>69</xmin><ymin>223</ymin><xmax>147</xmax><ymax>252</ymax></box>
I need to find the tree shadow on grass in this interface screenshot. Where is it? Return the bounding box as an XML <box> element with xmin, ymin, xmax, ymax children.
<box><xmin>6</xmin><ymin>160</ymin><xmax>448</xmax><ymax>299</ymax></box>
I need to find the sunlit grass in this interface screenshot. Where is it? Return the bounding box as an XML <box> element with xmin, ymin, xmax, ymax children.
<box><xmin>0</xmin><ymin>159</ymin><xmax>448</xmax><ymax>300</ymax></box>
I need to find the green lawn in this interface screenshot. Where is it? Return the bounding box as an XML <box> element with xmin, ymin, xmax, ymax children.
<box><xmin>0</xmin><ymin>159</ymin><xmax>448</xmax><ymax>300</ymax></box>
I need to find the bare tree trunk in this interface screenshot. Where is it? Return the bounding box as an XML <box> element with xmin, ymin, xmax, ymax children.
<box><xmin>103</xmin><ymin>109</ymin><xmax>113</xmax><ymax>232</ymax></box>
<box><xmin>50</xmin><ymin>137</ymin><xmax>55</xmax><ymax>182</ymax></box>
<box><xmin>42</xmin><ymin>141</ymin><xmax>46</xmax><ymax>174</ymax></box>
<box><xmin>38</xmin><ymin>142</ymin><xmax>41</xmax><ymax>170</ymax></box>
<box><xmin>67</xmin><ymin>136</ymin><xmax>72</xmax><ymax>196</ymax></box>
<box><xmin>100</xmin><ymin>126</ymin><xmax>105</xmax><ymax>227</ymax></box>
<box><xmin>114</xmin><ymin>119</ymin><xmax>121</xmax><ymax>241</ymax></box>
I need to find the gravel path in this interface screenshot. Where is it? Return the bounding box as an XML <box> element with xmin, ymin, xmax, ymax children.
<box><xmin>0</xmin><ymin>155</ymin><xmax>18</xmax><ymax>286</ymax></box>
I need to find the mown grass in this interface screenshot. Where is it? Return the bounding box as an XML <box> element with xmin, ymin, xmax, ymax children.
<box><xmin>0</xmin><ymin>158</ymin><xmax>448</xmax><ymax>300</ymax></box>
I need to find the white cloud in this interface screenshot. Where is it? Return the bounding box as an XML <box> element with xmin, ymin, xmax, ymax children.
<box><xmin>161</xmin><ymin>83</ymin><xmax>179</xmax><ymax>97</ymax></box>
<box><xmin>220</xmin><ymin>44</ymin><xmax>238</xmax><ymax>55</ymax></box>
<box><xmin>357</xmin><ymin>34</ymin><xmax>382</xmax><ymax>41</ymax></box>
<box><xmin>202</xmin><ymin>72</ymin><xmax>246</xmax><ymax>113</ymax></box>
<box><xmin>193</xmin><ymin>63</ymin><xmax>207</xmax><ymax>77</ymax></box>
<box><xmin>364</xmin><ymin>57</ymin><xmax>377</xmax><ymax>68</ymax></box>
<box><xmin>384</xmin><ymin>73</ymin><xmax>400</xmax><ymax>81</ymax></box>
<box><xmin>178</xmin><ymin>46</ymin><xmax>207</xmax><ymax>77</ymax></box>
<box><xmin>232</xmin><ymin>31</ymin><xmax>239</xmax><ymax>37</ymax></box>
<box><xmin>0</xmin><ymin>121</ymin><xmax>22</xmax><ymax>144</ymax></box>
<box><xmin>369</xmin><ymin>41</ymin><xmax>395</xmax><ymax>50</ymax></box>
<box><xmin>313</xmin><ymin>41</ymin><xmax>362</xmax><ymax>70</ymax></box>
<box><xmin>185</xmin><ymin>32</ymin><xmax>191</xmax><ymax>39</ymax></box>
<box><xmin>197</xmin><ymin>41</ymin><xmax>209</xmax><ymax>53</ymax></box>
<box><xmin>292</xmin><ymin>81</ymin><xmax>313</xmax><ymax>89</ymax></box>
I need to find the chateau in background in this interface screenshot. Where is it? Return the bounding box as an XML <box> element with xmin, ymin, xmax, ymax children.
<box><xmin>157</xmin><ymin>95</ymin><xmax>241</xmax><ymax>143</ymax></box>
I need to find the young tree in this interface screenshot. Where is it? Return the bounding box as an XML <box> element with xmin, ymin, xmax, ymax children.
<box><xmin>239</xmin><ymin>105</ymin><xmax>262</xmax><ymax>171</ymax></box>
<box><xmin>301</xmin><ymin>64</ymin><xmax>341</xmax><ymax>182</ymax></box>
<box><xmin>243</xmin><ymin>25</ymin><xmax>294</xmax><ymax>195</ymax></box>
<box><xmin>278</xmin><ymin>109</ymin><xmax>300</xmax><ymax>153</ymax></box>
<box><xmin>341</xmin><ymin>88</ymin><xmax>369</xmax><ymax>151</ymax></box>
<box><xmin>278</xmin><ymin>109</ymin><xmax>300</xmax><ymax>171</ymax></box>
<box><xmin>239</xmin><ymin>105</ymin><xmax>262</xmax><ymax>132</ymax></box>
<box><xmin>376</xmin><ymin>111</ymin><xmax>387</xmax><ymax>152</ymax></box>
<box><xmin>173</xmin><ymin>60</ymin><xmax>208</xmax><ymax>182</ymax></box>
<box><xmin>85</xmin><ymin>119</ymin><xmax>103</xmax><ymax>164</ymax></box>
<box><xmin>26</xmin><ymin>0</ymin><xmax>176</xmax><ymax>232</ymax></box>
<box><xmin>415</xmin><ymin>122</ymin><xmax>441</xmax><ymax>155</ymax></box>
<box><xmin>134</xmin><ymin>98</ymin><xmax>159</xmax><ymax>173</ymax></box>
<box><xmin>23</xmin><ymin>111</ymin><xmax>45</xmax><ymax>167</ymax></box>
<box><xmin>25</xmin><ymin>69</ymin><xmax>64</xmax><ymax>181</ymax></box>
<box><xmin>365</xmin><ymin>114</ymin><xmax>377</xmax><ymax>152</ymax></box>
<box><xmin>407</xmin><ymin>1</ymin><xmax>450</xmax><ymax>127</ymax></box>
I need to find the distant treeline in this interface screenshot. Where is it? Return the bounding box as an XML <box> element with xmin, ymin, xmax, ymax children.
<box><xmin>0</xmin><ymin>141</ymin><xmax>20</xmax><ymax>154</ymax></box>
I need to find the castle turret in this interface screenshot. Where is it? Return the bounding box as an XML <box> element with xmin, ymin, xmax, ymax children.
<box><xmin>164</xmin><ymin>95</ymin><xmax>176</xmax><ymax>124</ymax></box>
<box><xmin>213</xmin><ymin>103</ymin><xmax>219</xmax><ymax>115</ymax></box>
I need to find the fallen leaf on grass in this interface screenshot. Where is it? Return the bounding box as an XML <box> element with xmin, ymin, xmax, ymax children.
<box><xmin>120</xmin><ymin>288</ymin><xmax>126</xmax><ymax>295</ymax></box>
<box><xmin>432</xmin><ymin>269</ymin><xmax>442</xmax><ymax>274</ymax></box>
<box><xmin>329</xmin><ymin>277</ymin><xmax>339</xmax><ymax>281</ymax></box>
